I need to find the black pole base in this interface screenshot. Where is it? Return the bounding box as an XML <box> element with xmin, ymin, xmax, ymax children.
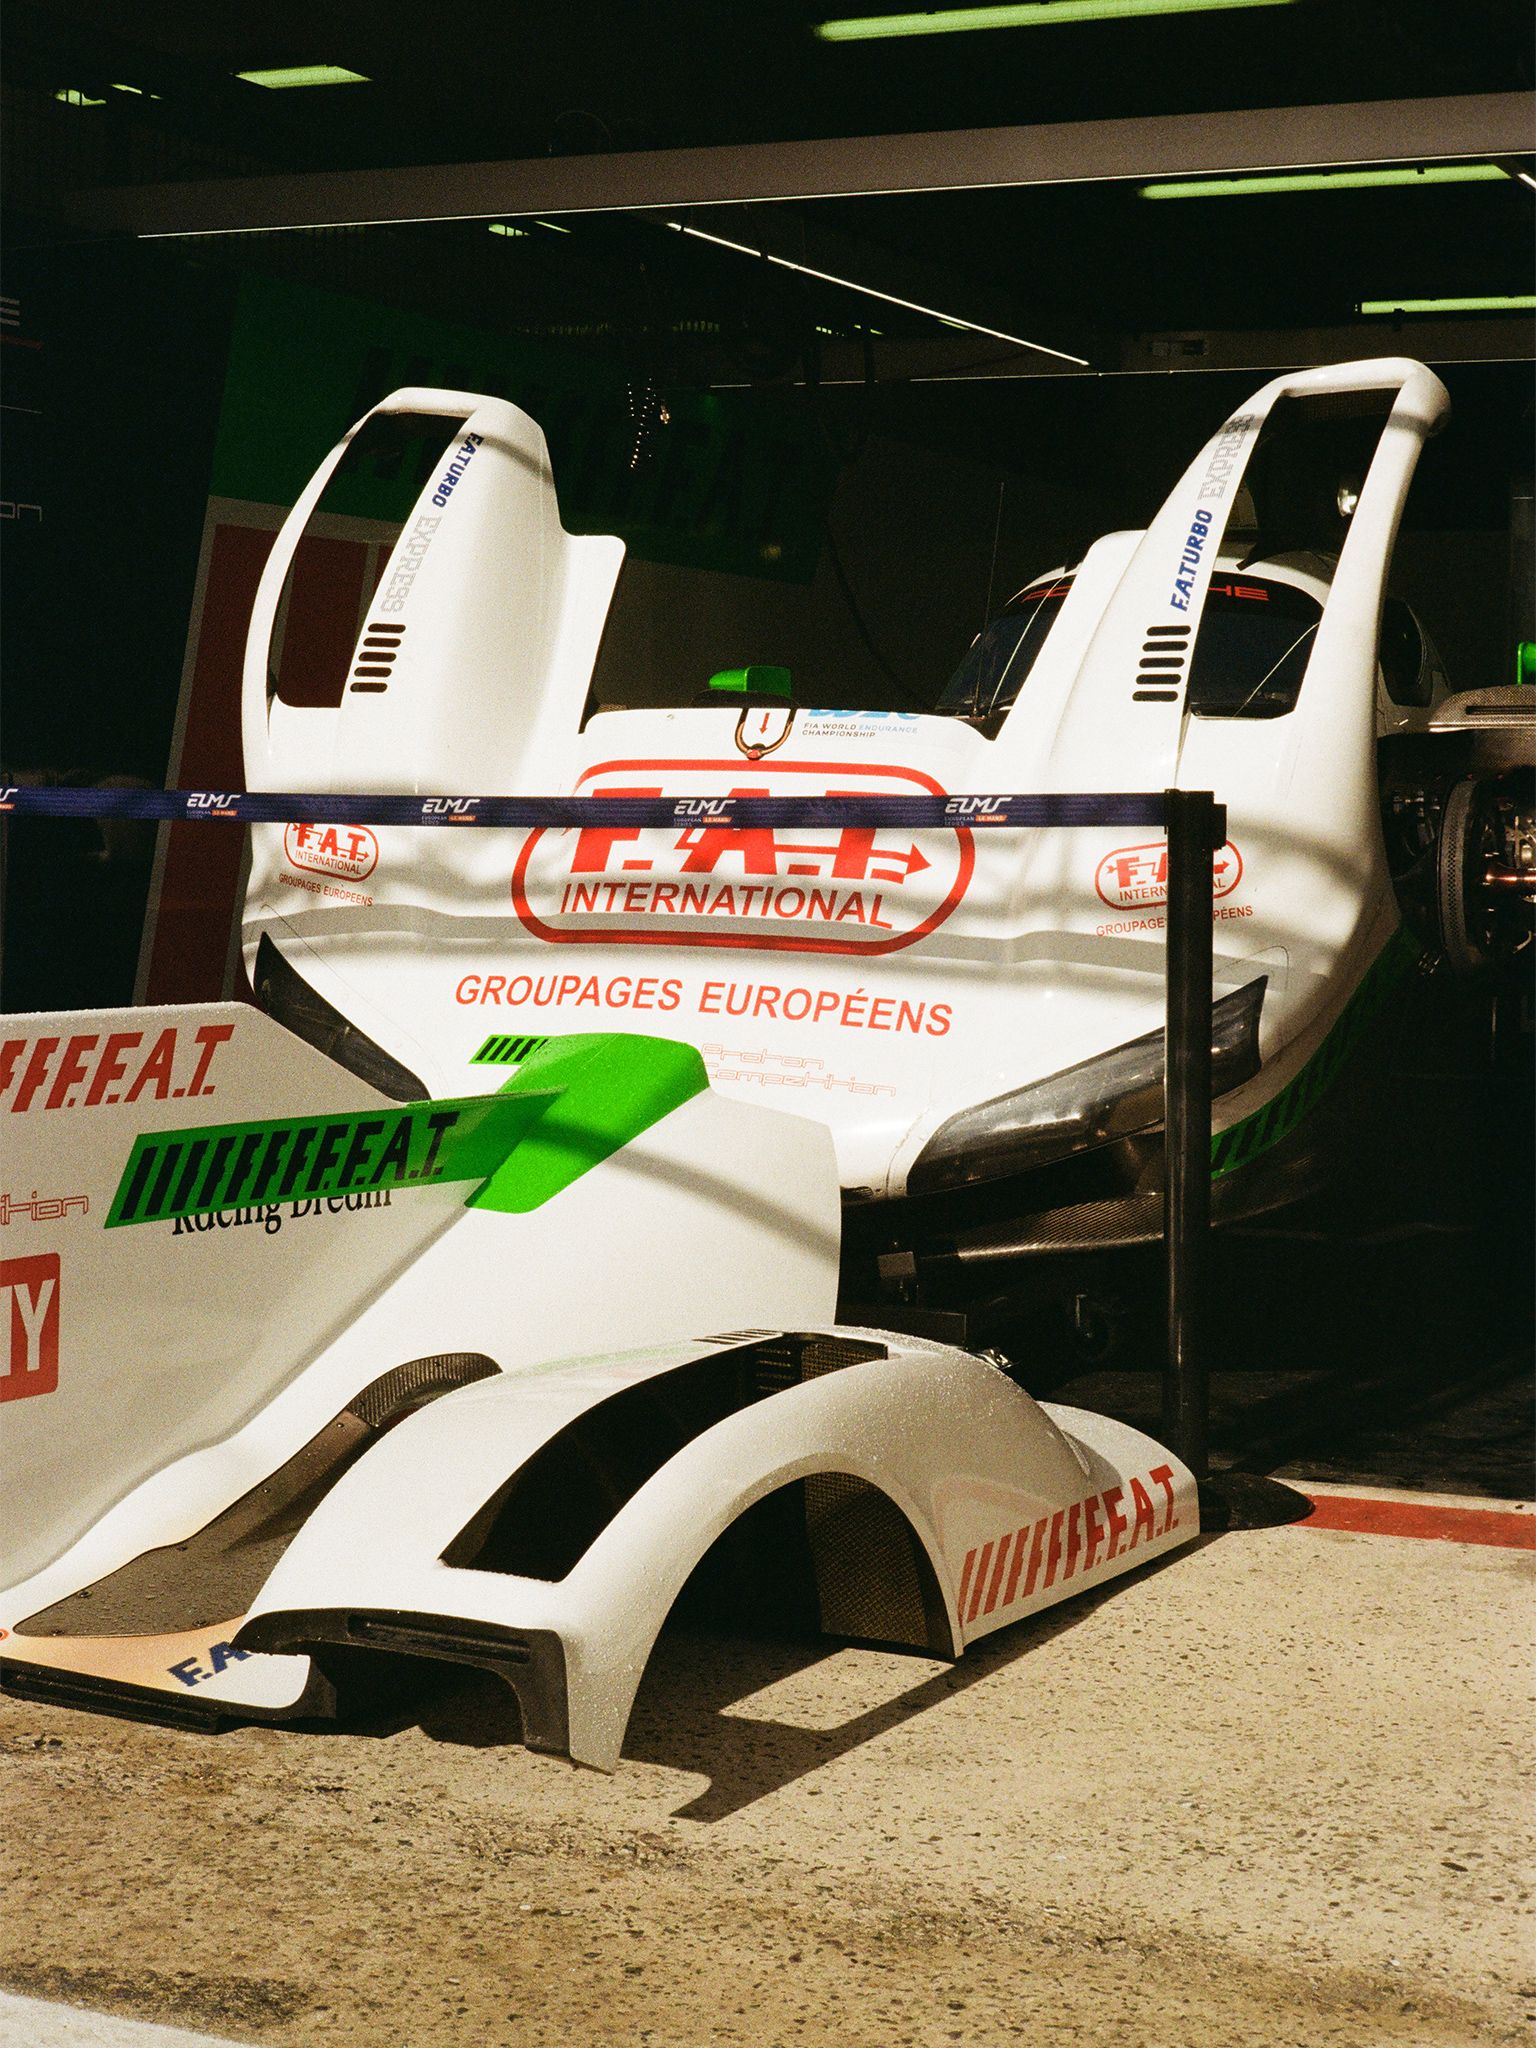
<box><xmin>1196</xmin><ymin>1472</ymin><xmax>1315</xmax><ymax>1532</ymax></box>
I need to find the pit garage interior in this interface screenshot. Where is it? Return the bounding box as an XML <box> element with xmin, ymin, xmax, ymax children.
<box><xmin>1</xmin><ymin>5</ymin><xmax>1533</xmax><ymax>2046</ymax></box>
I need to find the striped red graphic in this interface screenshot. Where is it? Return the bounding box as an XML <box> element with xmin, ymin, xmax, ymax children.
<box><xmin>957</xmin><ymin>1466</ymin><xmax>1181</xmax><ymax>1632</ymax></box>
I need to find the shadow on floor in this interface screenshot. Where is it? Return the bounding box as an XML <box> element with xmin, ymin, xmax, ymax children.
<box><xmin>396</xmin><ymin>1543</ymin><xmax>1204</xmax><ymax>1821</ymax></box>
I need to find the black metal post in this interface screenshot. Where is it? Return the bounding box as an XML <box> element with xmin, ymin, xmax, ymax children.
<box><xmin>1161</xmin><ymin>788</ymin><xmax>1223</xmax><ymax>1481</ymax></box>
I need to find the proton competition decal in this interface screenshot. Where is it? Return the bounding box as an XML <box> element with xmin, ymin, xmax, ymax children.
<box><xmin>0</xmin><ymin>1253</ymin><xmax>60</xmax><ymax>1401</ymax></box>
<box><xmin>511</xmin><ymin>758</ymin><xmax>975</xmax><ymax>956</ymax></box>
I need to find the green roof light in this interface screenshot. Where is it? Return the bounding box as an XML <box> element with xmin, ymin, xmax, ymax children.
<box><xmin>815</xmin><ymin>0</ymin><xmax>1293</xmax><ymax>38</ymax></box>
<box><xmin>54</xmin><ymin>87</ymin><xmax>106</xmax><ymax>106</ymax></box>
<box><xmin>1141</xmin><ymin>164</ymin><xmax>1511</xmax><ymax>199</ymax></box>
<box><xmin>236</xmin><ymin>65</ymin><xmax>370</xmax><ymax>89</ymax></box>
<box><xmin>707</xmin><ymin>666</ymin><xmax>794</xmax><ymax>698</ymax></box>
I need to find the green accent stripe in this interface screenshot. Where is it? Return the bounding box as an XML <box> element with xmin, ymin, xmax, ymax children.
<box><xmin>472</xmin><ymin>1032</ymin><xmax>551</xmax><ymax>1066</ymax></box>
<box><xmin>110</xmin><ymin>1036</ymin><xmax>711</xmax><ymax>1228</ymax></box>
<box><xmin>1209</xmin><ymin>930</ymin><xmax>1420</xmax><ymax>1180</ymax></box>
<box><xmin>107</xmin><ymin>1094</ymin><xmax>554</xmax><ymax>1229</ymax></box>
<box><xmin>470</xmin><ymin>1034</ymin><xmax>708</xmax><ymax>1215</ymax></box>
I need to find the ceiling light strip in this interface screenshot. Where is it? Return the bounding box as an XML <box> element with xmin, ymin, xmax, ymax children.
<box><xmin>815</xmin><ymin>0</ymin><xmax>1294</xmax><ymax>38</ymax></box>
<box><xmin>1141</xmin><ymin>163</ymin><xmax>1510</xmax><ymax>198</ymax></box>
<box><xmin>236</xmin><ymin>66</ymin><xmax>370</xmax><ymax>90</ymax></box>
<box><xmin>1357</xmin><ymin>294</ymin><xmax>1536</xmax><ymax>315</ymax></box>
<box><xmin>667</xmin><ymin>220</ymin><xmax>1088</xmax><ymax>365</ymax></box>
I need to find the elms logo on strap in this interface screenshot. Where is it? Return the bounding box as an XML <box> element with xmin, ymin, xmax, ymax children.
<box><xmin>1</xmin><ymin>1253</ymin><xmax>59</xmax><ymax>1400</ymax></box>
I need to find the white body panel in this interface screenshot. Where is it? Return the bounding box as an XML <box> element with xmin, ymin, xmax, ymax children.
<box><xmin>241</xmin><ymin>1331</ymin><xmax>1196</xmax><ymax>1769</ymax></box>
<box><xmin>2</xmin><ymin>1001</ymin><xmax>1198</xmax><ymax>1758</ymax></box>
<box><xmin>239</xmin><ymin>361</ymin><xmax>1449</xmax><ymax>1200</ymax></box>
<box><xmin>1</xmin><ymin>1008</ymin><xmax>837</xmax><ymax>1720</ymax></box>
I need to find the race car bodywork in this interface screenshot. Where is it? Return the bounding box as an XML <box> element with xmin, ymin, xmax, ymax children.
<box><xmin>0</xmin><ymin>1006</ymin><xmax>837</xmax><ymax>1727</ymax></box>
<box><xmin>0</xmin><ymin>1009</ymin><xmax>1195</xmax><ymax>1763</ymax></box>
<box><xmin>236</xmin><ymin>1334</ymin><xmax>1192</xmax><ymax>1771</ymax></box>
<box><xmin>236</xmin><ymin>357</ymin><xmax>1469</xmax><ymax>1270</ymax></box>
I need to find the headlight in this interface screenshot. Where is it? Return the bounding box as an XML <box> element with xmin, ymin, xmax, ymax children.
<box><xmin>908</xmin><ymin>976</ymin><xmax>1267</xmax><ymax>1197</ymax></box>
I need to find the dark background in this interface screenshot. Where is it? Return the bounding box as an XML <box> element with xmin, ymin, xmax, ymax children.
<box><xmin>2</xmin><ymin>0</ymin><xmax>1532</xmax><ymax>1009</ymax></box>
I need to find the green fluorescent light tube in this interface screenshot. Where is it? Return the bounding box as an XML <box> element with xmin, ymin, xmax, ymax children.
<box><xmin>815</xmin><ymin>0</ymin><xmax>1294</xmax><ymax>39</ymax></box>
<box><xmin>236</xmin><ymin>65</ymin><xmax>370</xmax><ymax>89</ymax></box>
<box><xmin>1357</xmin><ymin>294</ymin><xmax>1536</xmax><ymax>315</ymax></box>
<box><xmin>1141</xmin><ymin>164</ymin><xmax>1510</xmax><ymax>198</ymax></box>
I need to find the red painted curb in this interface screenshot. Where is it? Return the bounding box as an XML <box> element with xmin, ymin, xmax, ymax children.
<box><xmin>1296</xmin><ymin>1494</ymin><xmax>1536</xmax><ymax>1550</ymax></box>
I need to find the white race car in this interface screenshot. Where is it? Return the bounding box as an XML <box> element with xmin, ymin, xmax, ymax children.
<box><xmin>236</xmin><ymin>356</ymin><xmax>1532</xmax><ymax>1307</ymax></box>
<box><xmin>7</xmin><ymin>353</ymin><xmax>1524</xmax><ymax>1760</ymax></box>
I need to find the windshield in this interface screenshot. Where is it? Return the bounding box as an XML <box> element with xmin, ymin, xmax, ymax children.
<box><xmin>938</xmin><ymin>578</ymin><xmax>1073</xmax><ymax>717</ymax></box>
<box><xmin>1186</xmin><ymin>576</ymin><xmax>1322</xmax><ymax>719</ymax></box>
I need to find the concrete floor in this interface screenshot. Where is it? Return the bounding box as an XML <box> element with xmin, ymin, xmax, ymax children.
<box><xmin>5</xmin><ymin>997</ymin><xmax>1529</xmax><ymax>2046</ymax></box>
<box><xmin>3</xmin><ymin>1495</ymin><xmax>1531</xmax><ymax>2048</ymax></box>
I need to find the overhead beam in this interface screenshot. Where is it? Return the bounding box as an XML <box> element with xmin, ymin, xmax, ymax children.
<box><xmin>69</xmin><ymin>92</ymin><xmax>1533</xmax><ymax>237</ymax></box>
<box><xmin>715</xmin><ymin>317</ymin><xmax>1536</xmax><ymax>386</ymax></box>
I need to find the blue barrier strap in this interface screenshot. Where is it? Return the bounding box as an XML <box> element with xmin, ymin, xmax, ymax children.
<box><xmin>0</xmin><ymin>788</ymin><xmax>1169</xmax><ymax>830</ymax></box>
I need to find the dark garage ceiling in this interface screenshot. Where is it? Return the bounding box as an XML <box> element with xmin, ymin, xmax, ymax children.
<box><xmin>4</xmin><ymin>0</ymin><xmax>1533</xmax><ymax>377</ymax></box>
<box><xmin>6</xmin><ymin>0</ymin><xmax>1532</xmax><ymax>159</ymax></box>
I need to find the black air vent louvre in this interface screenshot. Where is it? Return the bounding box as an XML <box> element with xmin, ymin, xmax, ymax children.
<box><xmin>351</xmin><ymin>622</ymin><xmax>406</xmax><ymax>694</ymax></box>
<box><xmin>1134</xmin><ymin>621</ymin><xmax>1191</xmax><ymax>703</ymax></box>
